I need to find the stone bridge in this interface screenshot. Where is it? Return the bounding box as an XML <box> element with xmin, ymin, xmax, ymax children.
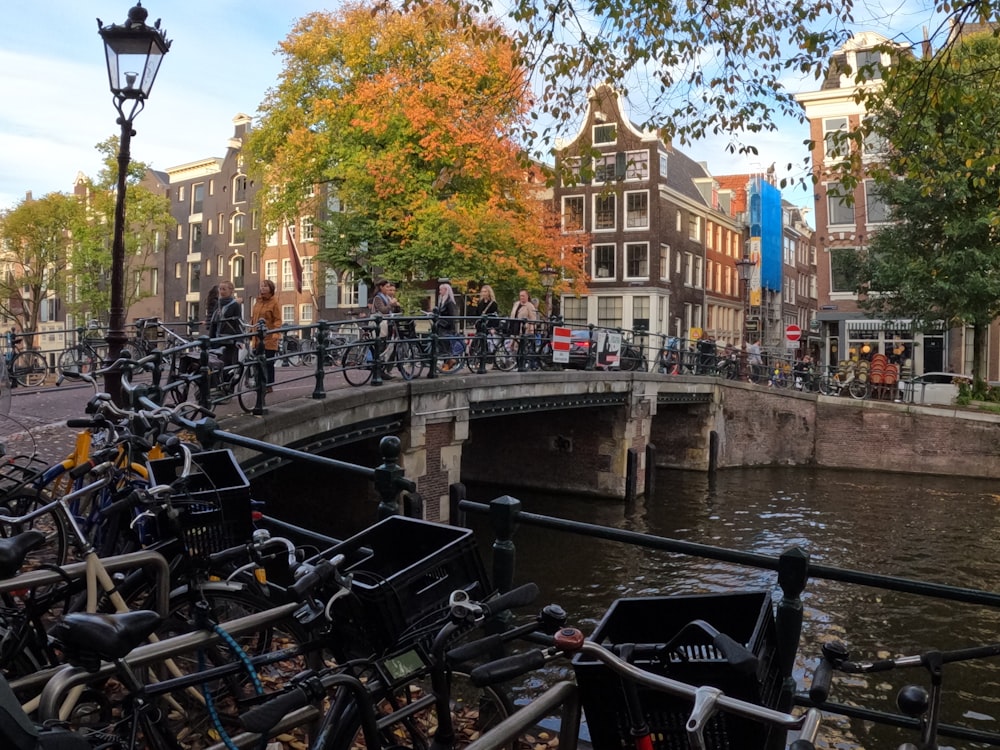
<box><xmin>218</xmin><ymin>371</ymin><xmax>1000</xmax><ymax>522</ymax></box>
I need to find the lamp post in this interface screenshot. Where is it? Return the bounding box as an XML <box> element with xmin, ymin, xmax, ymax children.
<box><xmin>98</xmin><ymin>3</ymin><xmax>170</xmax><ymax>403</ymax></box>
<box><xmin>735</xmin><ymin>254</ymin><xmax>755</xmax><ymax>345</ymax></box>
<box><xmin>540</xmin><ymin>265</ymin><xmax>557</xmax><ymax>318</ymax></box>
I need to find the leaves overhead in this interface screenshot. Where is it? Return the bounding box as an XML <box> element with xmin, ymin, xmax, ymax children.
<box><xmin>245</xmin><ymin>0</ymin><xmax>586</xmax><ymax>298</ymax></box>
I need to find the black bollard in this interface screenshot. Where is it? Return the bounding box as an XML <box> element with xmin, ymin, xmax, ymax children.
<box><xmin>449</xmin><ymin>483</ymin><xmax>467</xmax><ymax>527</ymax></box>
<box><xmin>311</xmin><ymin>321</ymin><xmax>327</xmax><ymax>400</ymax></box>
<box><xmin>488</xmin><ymin>496</ymin><xmax>522</xmax><ymax>594</ymax></box>
<box><xmin>374</xmin><ymin>435</ymin><xmax>405</xmax><ymax>520</ymax></box>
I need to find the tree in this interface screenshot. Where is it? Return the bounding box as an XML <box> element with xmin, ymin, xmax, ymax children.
<box><xmin>0</xmin><ymin>192</ymin><xmax>81</xmax><ymax>338</ymax></box>
<box><xmin>855</xmin><ymin>31</ymin><xmax>1000</xmax><ymax>381</ymax></box>
<box><xmin>66</xmin><ymin>137</ymin><xmax>174</xmax><ymax>324</ymax></box>
<box><xmin>245</xmin><ymin>0</ymin><xmax>588</xmax><ymax>300</ymax></box>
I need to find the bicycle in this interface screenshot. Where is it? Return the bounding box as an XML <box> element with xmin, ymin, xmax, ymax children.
<box><xmin>3</xmin><ymin>332</ymin><xmax>47</xmax><ymax>389</ymax></box>
<box><xmin>56</xmin><ymin>325</ymin><xmax>107</xmax><ymax>385</ymax></box>
<box><xmin>342</xmin><ymin>317</ymin><xmax>420</xmax><ymax>385</ymax></box>
<box><xmin>808</xmin><ymin>636</ymin><xmax>1000</xmax><ymax>750</ymax></box>
<box><xmin>468</xmin><ymin>617</ymin><xmax>822</xmax><ymax>750</ymax></box>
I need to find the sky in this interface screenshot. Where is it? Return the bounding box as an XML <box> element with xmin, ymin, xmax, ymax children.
<box><xmin>0</xmin><ymin>1</ymin><xmax>946</xmax><ymax>215</ymax></box>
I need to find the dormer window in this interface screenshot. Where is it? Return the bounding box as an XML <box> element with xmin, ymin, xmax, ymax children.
<box><xmin>853</xmin><ymin>48</ymin><xmax>883</xmax><ymax>81</ymax></box>
<box><xmin>593</xmin><ymin>123</ymin><xmax>616</xmax><ymax>145</ymax></box>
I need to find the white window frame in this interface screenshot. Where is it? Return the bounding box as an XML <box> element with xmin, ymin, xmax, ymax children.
<box><xmin>593</xmin><ymin>193</ymin><xmax>616</xmax><ymax>231</ymax></box>
<box><xmin>593</xmin><ymin>243</ymin><xmax>616</xmax><ymax>280</ymax></box>
<box><xmin>826</xmin><ymin>182</ymin><xmax>856</xmax><ymax>226</ymax></box>
<box><xmin>823</xmin><ymin>117</ymin><xmax>849</xmax><ymax>162</ymax></box>
<box><xmin>593</xmin><ymin>123</ymin><xmax>616</xmax><ymax>145</ymax></box>
<box><xmin>624</xmin><ymin>150</ymin><xmax>649</xmax><ymax>181</ymax></box>
<box><xmin>562</xmin><ymin>196</ymin><xmax>585</xmax><ymax>233</ymax></box>
<box><xmin>265</xmin><ymin>259</ymin><xmax>278</xmax><ymax>282</ymax></box>
<box><xmin>624</xmin><ymin>242</ymin><xmax>649</xmax><ymax>280</ymax></box>
<box><xmin>624</xmin><ymin>190</ymin><xmax>649</xmax><ymax>229</ymax></box>
<box><xmin>299</xmin><ymin>303</ymin><xmax>314</xmax><ymax>323</ymax></box>
<box><xmin>864</xmin><ymin>179</ymin><xmax>890</xmax><ymax>224</ymax></box>
<box><xmin>660</xmin><ymin>244</ymin><xmax>670</xmax><ymax>281</ymax></box>
<box><xmin>281</xmin><ymin>305</ymin><xmax>295</xmax><ymax>325</ymax></box>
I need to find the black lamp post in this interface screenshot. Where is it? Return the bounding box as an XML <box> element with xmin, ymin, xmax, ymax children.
<box><xmin>98</xmin><ymin>3</ymin><xmax>170</xmax><ymax>402</ymax></box>
<box><xmin>540</xmin><ymin>265</ymin><xmax>557</xmax><ymax>318</ymax></box>
<box><xmin>735</xmin><ymin>254</ymin><xmax>755</xmax><ymax>345</ymax></box>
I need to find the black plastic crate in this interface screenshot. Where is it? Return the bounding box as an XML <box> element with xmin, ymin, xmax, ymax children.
<box><xmin>147</xmin><ymin>449</ymin><xmax>250</xmax><ymax>506</ymax></box>
<box><xmin>326</xmin><ymin>516</ymin><xmax>490</xmax><ymax>659</ymax></box>
<box><xmin>572</xmin><ymin>592</ymin><xmax>783</xmax><ymax>750</ymax></box>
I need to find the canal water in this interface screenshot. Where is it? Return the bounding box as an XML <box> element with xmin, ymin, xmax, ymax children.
<box><xmin>464</xmin><ymin>467</ymin><xmax>1000</xmax><ymax>749</ymax></box>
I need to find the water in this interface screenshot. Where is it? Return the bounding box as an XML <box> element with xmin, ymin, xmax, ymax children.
<box><xmin>465</xmin><ymin>467</ymin><xmax>1000</xmax><ymax>749</ymax></box>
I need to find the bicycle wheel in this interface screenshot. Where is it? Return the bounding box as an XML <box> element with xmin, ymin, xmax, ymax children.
<box><xmin>237</xmin><ymin>360</ymin><xmax>266</xmax><ymax>412</ymax></box>
<box><xmin>12</xmin><ymin>350</ymin><xmax>47</xmax><ymax>387</ymax></box>
<box><xmin>155</xmin><ymin>584</ymin><xmax>315</xmax><ymax>745</ymax></box>
<box><xmin>331</xmin><ymin>670</ymin><xmax>513</xmax><ymax>750</ymax></box>
<box><xmin>493</xmin><ymin>338</ymin><xmax>518</xmax><ymax>371</ymax></box>
<box><xmin>848</xmin><ymin>378</ymin><xmax>869</xmax><ymax>400</ymax></box>
<box><xmin>343</xmin><ymin>342</ymin><xmax>374</xmax><ymax>386</ymax></box>
<box><xmin>0</xmin><ymin>487</ymin><xmax>68</xmax><ymax>567</ymax></box>
<box><xmin>394</xmin><ymin>340</ymin><xmax>420</xmax><ymax>381</ymax></box>
<box><xmin>57</xmin><ymin>346</ymin><xmax>96</xmax><ymax>380</ymax></box>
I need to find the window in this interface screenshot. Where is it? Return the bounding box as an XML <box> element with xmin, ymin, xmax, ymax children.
<box><xmin>659</xmin><ymin>152</ymin><xmax>668</xmax><ymax>179</ymax></box>
<box><xmin>625</xmin><ymin>243</ymin><xmax>649</xmax><ymax>279</ymax></box>
<box><xmin>174</xmin><ymin>262</ymin><xmax>182</xmax><ymax>279</ymax></box>
<box><xmin>593</xmin><ymin>244</ymin><xmax>616</xmax><ymax>279</ymax></box>
<box><xmin>562</xmin><ymin>296</ymin><xmax>587</xmax><ymax>326</ymax></box>
<box><xmin>562</xmin><ymin>196</ymin><xmax>585</xmax><ymax>232</ymax></box>
<box><xmin>830</xmin><ymin>248</ymin><xmax>861</xmax><ymax>293</ymax></box>
<box><xmin>676</xmin><ymin>210</ymin><xmax>682</xmax><ymax>232</ymax></box>
<box><xmin>597</xmin><ymin>296</ymin><xmax>623</xmax><ymax>328</ymax></box>
<box><xmin>173</xmin><ymin>301</ymin><xmax>181</xmax><ymax>317</ymax></box>
<box><xmin>302</xmin><ymin>216</ymin><xmax>315</xmax><ymax>241</ymax></box>
<box><xmin>189</xmin><ymin>223</ymin><xmax>202</xmax><ymax>254</ymax></box>
<box><xmin>231</xmin><ymin>214</ymin><xmax>246</xmax><ymax>244</ymax></box>
<box><xmin>593</xmin><ymin>123</ymin><xmax>616</xmax><ymax>145</ymax></box>
<box><xmin>282</xmin><ymin>259</ymin><xmax>294</xmax><ymax>291</ymax></box>
<box><xmin>660</xmin><ymin>244</ymin><xmax>670</xmax><ymax>281</ymax></box>
<box><xmin>150</xmin><ymin>268</ymin><xmax>158</xmax><ymax>296</ymax></box>
<box><xmin>339</xmin><ymin>270</ymin><xmax>358</xmax><ymax>306</ymax></box>
<box><xmin>693</xmin><ymin>255</ymin><xmax>703</xmax><ymax>289</ymax></box>
<box><xmin>282</xmin><ymin>305</ymin><xmax>295</xmax><ymax>325</ymax></box>
<box><xmin>624</xmin><ymin>150</ymin><xmax>649</xmax><ymax>180</ymax></box>
<box><xmin>854</xmin><ymin>48</ymin><xmax>883</xmax><ymax>80</ymax></box>
<box><xmin>233</xmin><ymin>256</ymin><xmax>245</xmax><ymax>289</ymax></box>
<box><xmin>192</xmin><ymin>183</ymin><xmax>204</xmax><ymax>214</ymax></box>
<box><xmin>188</xmin><ymin>262</ymin><xmax>200</xmax><ymax>294</ymax></box>
<box><xmin>632</xmin><ymin>296</ymin><xmax>650</xmax><ymax>331</ymax></box>
<box><xmin>251</xmin><ymin>209</ymin><xmax>259</xmax><ymax>230</ymax></box>
<box><xmin>625</xmin><ymin>191</ymin><xmax>648</xmax><ymax>229</ymax></box>
<box><xmin>827</xmin><ymin>183</ymin><xmax>856</xmax><ymax>225</ymax></box>
<box><xmin>594</xmin><ymin>154</ymin><xmax>619</xmax><ymax>183</ymax></box>
<box><xmin>251</xmin><ymin>252</ymin><xmax>259</xmax><ymax>274</ymax></box>
<box><xmin>684</xmin><ymin>253</ymin><xmax>694</xmax><ymax>286</ymax></box>
<box><xmin>176</xmin><ymin>224</ymin><xmax>183</xmax><ymax>240</ymax></box>
<box><xmin>209</xmin><ymin>179</ymin><xmax>214</xmax><ymax>196</ymax></box>
<box><xmin>823</xmin><ymin>117</ymin><xmax>849</xmax><ymax>162</ymax></box>
<box><xmin>178</xmin><ymin>185</ymin><xmax>185</xmax><ymax>203</ymax></box>
<box><xmin>217</xmin><ymin>254</ymin><xmax>224</xmax><ymax>277</ymax></box>
<box><xmin>864</xmin><ymin>179</ymin><xmax>890</xmax><ymax>223</ymax></box>
<box><xmin>688</xmin><ymin>215</ymin><xmax>702</xmax><ymax>242</ymax></box>
<box><xmin>862</xmin><ymin>116</ymin><xmax>888</xmax><ymax>158</ymax></box>
<box><xmin>300</xmin><ymin>304</ymin><xmax>313</xmax><ymax>323</ymax></box>
<box><xmin>302</xmin><ymin>257</ymin><xmax>314</xmax><ymax>292</ymax></box>
<box><xmin>265</xmin><ymin>260</ymin><xmax>278</xmax><ymax>281</ymax></box>
<box><xmin>218</xmin><ymin>213</ymin><xmax>225</xmax><ymax>234</ymax></box>
<box><xmin>233</xmin><ymin>175</ymin><xmax>248</xmax><ymax>203</ymax></box>
<box><xmin>594</xmin><ymin>194</ymin><xmax>616</xmax><ymax>231</ymax></box>
<box><xmin>207</xmin><ymin>219</ymin><xmax>213</xmax><ymax>235</ymax></box>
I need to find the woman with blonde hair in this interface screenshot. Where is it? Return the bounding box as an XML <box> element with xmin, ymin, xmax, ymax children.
<box><xmin>474</xmin><ymin>284</ymin><xmax>499</xmax><ymax>317</ymax></box>
<box><xmin>436</xmin><ymin>282</ymin><xmax>460</xmax><ymax>371</ymax></box>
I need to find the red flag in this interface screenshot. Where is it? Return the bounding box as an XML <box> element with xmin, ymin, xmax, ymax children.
<box><xmin>286</xmin><ymin>225</ymin><xmax>303</xmax><ymax>294</ymax></box>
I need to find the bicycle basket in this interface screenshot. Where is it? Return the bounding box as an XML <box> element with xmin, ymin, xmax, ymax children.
<box><xmin>573</xmin><ymin>592</ymin><xmax>783</xmax><ymax>750</ymax></box>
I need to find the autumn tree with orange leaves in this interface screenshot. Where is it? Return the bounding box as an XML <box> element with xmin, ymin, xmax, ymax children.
<box><xmin>245</xmin><ymin>0</ymin><xmax>587</xmax><ymax>302</ymax></box>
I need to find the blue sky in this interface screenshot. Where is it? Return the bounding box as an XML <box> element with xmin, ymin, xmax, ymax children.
<box><xmin>0</xmin><ymin>1</ymin><xmax>944</xmax><ymax>214</ymax></box>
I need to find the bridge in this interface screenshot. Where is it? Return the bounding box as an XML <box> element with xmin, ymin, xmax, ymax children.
<box><xmin>209</xmin><ymin>370</ymin><xmax>1000</xmax><ymax>523</ymax></box>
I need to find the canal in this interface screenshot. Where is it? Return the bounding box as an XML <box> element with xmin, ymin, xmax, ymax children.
<box><xmin>463</xmin><ymin>467</ymin><xmax>1000</xmax><ymax>749</ymax></box>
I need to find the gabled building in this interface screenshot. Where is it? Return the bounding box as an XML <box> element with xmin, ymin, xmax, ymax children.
<box><xmin>552</xmin><ymin>85</ymin><xmax>745</xmax><ymax>345</ymax></box>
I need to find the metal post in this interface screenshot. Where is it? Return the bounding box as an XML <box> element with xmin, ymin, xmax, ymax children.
<box><xmin>374</xmin><ymin>435</ymin><xmax>405</xmax><ymax>520</ymax></box>
<box><xmin>104</xmin><ymin>116</ymin><xmax>132</xmax><ymax>405</ymax></box>
<box><xmin>488</xmin><ymin>495</ymin><xmax>522</xmax><ymax>593</ymax></box>
<box><xmin>776</xmin><ymin>546</ymin><xmax>809</xmax><ymax>712</ymax></box>
<box><xmin>311</xmin><ymin>321</ymin><xmax>327</xmax><ymax>399</ymax></box>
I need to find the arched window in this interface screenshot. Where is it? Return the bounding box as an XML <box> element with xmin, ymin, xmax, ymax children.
<box><xmin>339</xmin><ymin>270</ymin><xmax>358</xmax><ymax>306</ymax></box>
<box><xmin>231</xmin><ymin>214</ymin><xmax>245</xmax><ymax>245</ymax></box>
<box><xmin>232</xmin><ymin>256</ymin><xmax>245</xmax><ymax>290</ymax></box>
<box><xmin>233</xmin><ymin>175</ymin><xmax>248</xmax><ymax>203</ymax></box>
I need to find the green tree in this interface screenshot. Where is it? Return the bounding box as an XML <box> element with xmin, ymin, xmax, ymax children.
<box><xmin>0</xmin><ymin>192</ymin><xmax>82</xmax><ymax>337</ymax></box>
<box><xmin>245</xmin><ymin>0</ymin><xmax>587</xmax><ymax>296</ymax></box>
<box><xmin>67</xmin><ymin>137</ymin><xmax>174</xmax><ymax>324</ymax></box>
<box><xmin>857</xmin><ymin>31</ymin><xmax>1000</xmax><ymax>381</ymax></box>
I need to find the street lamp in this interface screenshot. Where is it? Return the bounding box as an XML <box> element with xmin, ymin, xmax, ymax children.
<box><xmin>98</xmin><ymin>3</ymin><xmax>170</xmax><ymax>403</ymax></box>
<box><xmin>540</xmin><ymin>265</ymin><xmax>557</xmax><ymax>318</ymax></box>
<box><xmin>734</xmin><ymin>254</ymin><xmax>755</xmax><ymax>345</ymax></box>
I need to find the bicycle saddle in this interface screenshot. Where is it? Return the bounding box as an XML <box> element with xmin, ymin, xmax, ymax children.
<box><xmin>49</xmin><ymin>610</ymin><xmax>162</xmax><ymax>670</ymax></box>
<box><xmin>0</xmin><ymin>530</ymin><xmax>45</xmax><ymax>580</ymax></box>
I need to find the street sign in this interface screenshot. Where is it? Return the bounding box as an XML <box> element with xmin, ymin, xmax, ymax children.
<box><xmin>552</xmin><ymin>326</ymin><xmax>571</xmax><ymax>364</ymax></box>
<box><xmin>745</xmin><ymin>319</ymin><xmax>759</xmax><ymax>333</ymax></box>
<box><xmin>785</xmin><ymin>324</ymin><xmax>802</xmax><ymax>342</ymax></box>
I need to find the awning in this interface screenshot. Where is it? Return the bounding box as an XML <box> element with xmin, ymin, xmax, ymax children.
<box><xmin>846</xmin><ymin>319</ymin><xmax>912</xmax><ymax>332</ymax></box>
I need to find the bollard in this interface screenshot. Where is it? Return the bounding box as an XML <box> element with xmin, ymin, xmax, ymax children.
<box><xmin>624</xmin><ymin>447</ymin><xmax>639</xmax><ymax>502</ymax></box>
<box><xmin>449</xmin><ymin>483</ymin><xmax>467</xmax><ymax>527</ymax></box>
<box><xmin>776</xmin><ymin>546</ymin><xmax>809</xmax><ymax>712</ymax></box>
<box><xmin>252</xmin><ymin>319</ymin><xmax>267</xmax><ymax>415</ymax></box>
<box><xmin>488</xmin><ymin>496</ymin><xmax>522</xmax><ymax>594</ymax></box>
<box><xmin>311</xmin><ymin>321</ymin><xmax>327</xmax><ymax>400</ymax></box>
<box><xmin>374</xmin><ymin>435</ymin><xmax>405</xmax><ymax>520</ymax></box>
<box><xmin>708</xmin><ymin>430</ymin><xmax>718</xmax><ymax>473</ymax></box>
<box><xmin>645</xmin><ymin>443</ymin><xmax>656</xmax><ymax>498</ymax></box>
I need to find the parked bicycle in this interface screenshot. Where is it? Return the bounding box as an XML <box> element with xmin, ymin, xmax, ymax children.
<box><xmin>3</xmin><ymin>329</ymin><xmax>46</xmax><ymax>389</ymax></box>
<box><xmin>55</xmin><ymin>323</ymin><xmax>106</xmax><ymax>385</ymax></box>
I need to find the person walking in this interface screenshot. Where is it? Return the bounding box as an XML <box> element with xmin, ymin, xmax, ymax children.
<box><xmin>209</xmin><ymin>281</ymin><xmax>243</xmax><ymax>370</ymax></box>
<box><xmin>250</xmin><ymin>279</ymin><xmax>281</xmax><ymax>392</ymax></box>
<box><xmin>510</xmin><ymin>289</ymin><xmax>539</xmax><ymax>369</ymax></box>
<box><xmin>372</xmin><ymin>280</ymin><xmax>402</xmax><ymax>380</ymax></box>
<box><xmin>436</xmin><ymin>282</ymin><xmax>460</xmax><ymax>371</ymax></box>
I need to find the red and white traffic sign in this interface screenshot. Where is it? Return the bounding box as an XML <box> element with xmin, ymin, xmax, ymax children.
<box><xmin>785</xmin><ymin>324</ymin><xmax>802</xmax><ymax>348</ymax></box>
<box><xmin>551</xmin><ymin>326</ymin><xmax>571</xmax><ymax>364</ymax></box>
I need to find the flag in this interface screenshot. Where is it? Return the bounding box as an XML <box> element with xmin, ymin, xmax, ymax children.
<box><xmin>286</xmin><ymin>225</ymin><xmax>303</xmax><ymax>294</ymax></box>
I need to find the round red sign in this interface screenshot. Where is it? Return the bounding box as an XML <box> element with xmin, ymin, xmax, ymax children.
<box><xmin>785</xmin><ymin>325</ymin><xmax>802</xmax><ymax>342</ymax></box>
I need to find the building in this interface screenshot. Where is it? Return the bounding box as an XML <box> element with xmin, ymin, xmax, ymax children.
<box><xmin>551</xmin><ymin>85</ymin><xmax>746</xmax><ymax>345</ymax></box>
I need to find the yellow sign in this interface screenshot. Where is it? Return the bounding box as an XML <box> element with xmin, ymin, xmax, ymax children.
<box><xmin>689</xmin><ymin>327</ymin><xmax>703</xmax><ymax>341</ymax></box>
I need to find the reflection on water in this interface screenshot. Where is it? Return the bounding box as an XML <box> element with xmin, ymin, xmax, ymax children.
<box><xmin>465</xmin><ymin>467</ymin><xmax>1000</xmax><ymax>749</ymax></box>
